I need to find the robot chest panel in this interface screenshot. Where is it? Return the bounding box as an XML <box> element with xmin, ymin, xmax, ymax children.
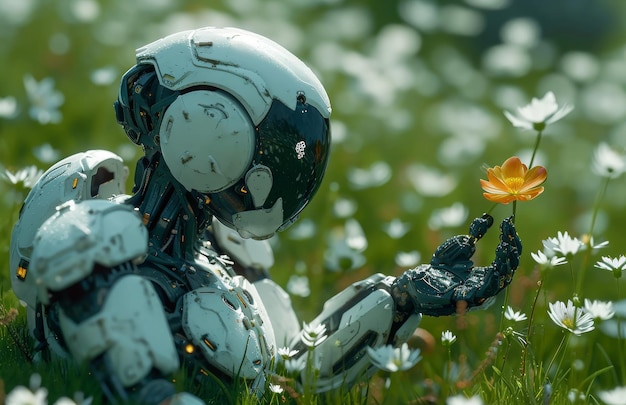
<box><xmin>183</xmin><ymin>247</ymin><xmax>237</xmax><ymax>290</ymax></box>
<box><xmin>197</xmin><ymin>247</ymin><xmax>234</xmax><ymax>276</ymax></box>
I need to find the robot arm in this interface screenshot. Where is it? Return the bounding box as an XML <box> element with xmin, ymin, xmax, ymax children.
<box><xmin>281</xmin><ymin>215</ymin><xmax>519</xmax><ymax>393</ymax></box>
<box><xmin>286</xmin><ymin>274</ymin><xmax>422</xmax><ymax>392</ymax></box>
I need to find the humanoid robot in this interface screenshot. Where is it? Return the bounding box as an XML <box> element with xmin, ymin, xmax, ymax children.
<box><xmin>10</xmin><ymin>27</ymin><xmax>521</xmax><ymax>404</ymax></box>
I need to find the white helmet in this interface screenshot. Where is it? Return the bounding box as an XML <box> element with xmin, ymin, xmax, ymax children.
<box><xmin>10</xmin><ymin>150</ymin><xmax>128</xmax><ymax>310</ymax></box>
<box><xmin>30</xmin><ymin>199</ymin><xmax>148</xmax><ymax>304</ymax></box>
<box><xmin>114</xmin><ymin>27</ymin><xmax>332</xmax><ymax>239</ymax></box>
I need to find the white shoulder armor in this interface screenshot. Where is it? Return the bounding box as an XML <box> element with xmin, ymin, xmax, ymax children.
<box><xmin>10</xmin><ymin>150</ymin><xmax>128</xmax><ymax>311</ymax></box>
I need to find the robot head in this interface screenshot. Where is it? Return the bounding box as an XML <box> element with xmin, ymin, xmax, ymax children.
<box><xmin>115</xmin><ymin>27</ymin><xmax>332</xmax><ymax>240</ymax></box>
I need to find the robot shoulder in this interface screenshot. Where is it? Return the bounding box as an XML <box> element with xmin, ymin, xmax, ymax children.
<box><xmin>10</xmin><ymin>150</ymin><xmax>129</xmax><ymax>309</ymax></box>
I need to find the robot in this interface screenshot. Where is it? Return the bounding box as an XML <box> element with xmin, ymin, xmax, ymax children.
<box><xmin>10</xmin><ymin>27</ymin><xmax>522</xmax><ymax>404</ymax></box>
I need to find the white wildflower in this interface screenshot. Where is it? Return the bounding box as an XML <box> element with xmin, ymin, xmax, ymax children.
<box><xmin>595</xmin><ymin>255</ymin><xmax>626</xmax><ymax>279</ymax></box>
<box><xmin>0</xmin><ymin>96</ymin><xmax>18</xmax><ymax>118</ymax></box>
<box><xmin>504</xmin><ymin>306</ymin><xmax>528</xmax><ymax>322</ymax></box>
<box><xmin>268</xmin><ymin>383</ymin><xmax>284</xmax><ymax>394</ymax></box>
<box><xmin>5</xmin><ymin>385</ymin><xmax>48</xmax><ymax>405</ymax></box>
<box><xmin>284</xmin><ymin>355</ymin><xmax>307</xmax><ymax>373</ymax></box>
<box><xmin>383</xmin><ymin>218</ymin><xmax>411</xmax><ymax>239</ymax></box>
<box><xmin>542</xmin><ymin>231</ymin><xmax>584</xmax><ymax>257</ymax></box>
<box><xmin>583</xmin><ymin>299</ymin><xmax>615</xmax><ymax>321</ymax></box>
<box><xmin>24</xmin><ymin>74</ymin><xmax>64</xmax><ymax>124</ymax></box>
<box><xmin>395</xmin><ymin>250</ymin><xmax>421</xmax><ymax>268</ymax></box>
<box><xmin>591</xmin><ymin>142</ymin><xmax>626</xmax><ymax>179</ymax></box>
<box><xmin>504</xmin><ymin>91</ymin><xmax>573</xmax><ymax>131</ymax></box>
<box><xmin>547</xmin><ymin>300</ymin><xmax>595</xmax><ymax>335</ymax></box>
<box><xmin>441</xmin><ymin>330</ymin><xmax>457</xmax><ymax>346</ymax></box>
<box><xmin>367</xmin><ymin>343</ymin><xmax>422</xmax><ymax>372</ymax></box>
<box><xmin>277</xmin><ymin>347</ymin><xmax>299</xmax><ymax>360</ymax></box>
<box><xmin>2</xmin><ymin>166</ymin><xmax>44</xmax><ymax>189</ymax></box>
<box><xmin>598</xmin><ymin>386</ymin><xmax>626</xmax><ymax>405</ymax></box>
<box><xmin>530</xmin><ymin>250</ymin><xmax>567</xmax><ymax>269</ymax></box>
<box><xmin>301</xmin><ymin>322</ymin><xmax>328</xmax><ymax>347</ymax></box>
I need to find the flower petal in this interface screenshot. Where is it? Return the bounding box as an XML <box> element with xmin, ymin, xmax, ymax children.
<box><xmin>500</xmin><ymin>156</ymin><xmax>527</xmax><ymax>179</ymax></box>
<box><xmin>504</xmin><ymin>110</ymin><xmax>533</xmax><ymax>129</ymax></box>
<box><xmin>482</xmin><ymin>192</ymin><xmax>516</xmax><ymax>204</ymax></box>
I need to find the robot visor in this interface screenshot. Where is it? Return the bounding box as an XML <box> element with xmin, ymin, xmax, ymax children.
<box><xmin>206</xmin><ymin>98</ymin><xmax>331</xmax><ymax>239</ymax></box>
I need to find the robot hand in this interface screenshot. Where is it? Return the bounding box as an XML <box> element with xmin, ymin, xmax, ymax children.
<box><xmin>393</xmin><ymin>214</ymin><xmax>521</xmax><ymax>317</ymax></box>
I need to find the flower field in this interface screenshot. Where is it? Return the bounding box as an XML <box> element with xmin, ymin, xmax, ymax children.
<box><xmin>1</xmin><ymin>1</ymin><xmax>626</xmax><ymax>404</ymax></box>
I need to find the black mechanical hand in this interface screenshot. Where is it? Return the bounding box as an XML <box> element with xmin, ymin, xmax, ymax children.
<box><xmin>392</xmin><ymin>215</ymin><xmax>521</xmax><ymax>317</ymax></box>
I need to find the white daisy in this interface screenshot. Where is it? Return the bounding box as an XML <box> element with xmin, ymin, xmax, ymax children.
<box><xmin>441</xmin><ymin>330</ymin><xmax>457</xmax><ymax>346</ymax></box>
<box><xmin>595</xmin><ymin>255</ymin><xmax>626</xmax><ymax>279</ymax></box>
<box><xmin>24</xmin><ymin>74</ymin><xmax>64</xmax><ymax>124</ymax></box>
<box><xmin>588</xmin><ymin>236</ymin><xmax>610</xmax><ymax>251</ymax></box>
<box><xmin>277</xmin><ymin>347</ymin><xmax>299</xmax><ymax>360</ymax></box>
<box><xmin>598</xmin><ymin>386</ymin><xmax>626</xmax><ymax>405</ymax></box>
<box><xmin>583</xmin><ymin>299</ymin><xmax>615</xmax><ymax>321</ymax></box>
<box><xmin>530</xmin><ymin>250</ymin><xmax>568</xmax><ymax>269</ymax></box>
<box><xmin>591</xmin><ymin>142</ymin><xmax>626</xmax><ymax>179</ymax></box>
<box><xmin>0</xmin><ymin>96</ymin><xmax>18</xmax><ymax>119</ymax></box>
<box><xmin>503</xmin><ymin>91</ymin><xmax>573</xmax><ymax>131</ymax></box>
<box><xmin>268</xmin><ymin>383</ymin><xmax>284</xmax><ymax>394</ymax></box>
<box><xmin>284</xmin><ymin>355</ymin><xmax>307</xmax><ymax>373</ymax></box>
<box><xmin>367</xmin><ymin>343</ymin><xmax>422</xmax><ymax>372</ymax></box>
<box><xmin>504</xmin><ymin>306</ymin><xmax>528</xmax><ymax>322</ymax></box>
<box><xmin>2</xmin><ymin>166</ymin><xmax>44</xmax><ymax>189</ymax></box>
<box><xmin>301</xmin><ymin>322</ymin><xmax>328</xmax><ymax>347</ymax></box>
<box><xmin>395</xmin><ymin>250</ymin><xmax>421</xmax><ymax>268</ymax></box>
<box><xmin>5</xmin><ymin>386</ymin><xmax>48</xmax><ymax>405</ymax></box>
<box><xmin>542</xmin><ymin>231</ymin><xmax>584</xmax><ymax>257</ymax></box>
<box><xmin>547</xmin><ymin>300</ymin><xmax>595</xmax><ymax>335</ymax></box>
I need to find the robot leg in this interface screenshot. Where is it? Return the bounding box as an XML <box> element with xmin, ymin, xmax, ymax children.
<box><xmin>56</xmin><ymin>274</ymin><xmax>181</xmax><ymax>404</ymax></box>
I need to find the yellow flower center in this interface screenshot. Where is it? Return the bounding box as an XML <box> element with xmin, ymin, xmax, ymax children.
<box><xmin>504</xmin><ymin>176</ymin><xmax>525</xmax><ymax>193</ymax></box>
<box><xmin>562</xmin><ymin>317</ymin><xmax>575</xmax><ymax>330</ymax></box>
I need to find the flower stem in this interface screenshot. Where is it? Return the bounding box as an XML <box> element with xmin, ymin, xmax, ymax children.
<box><xmin>545</xmin><ymin>333</ymin><xmax>569</xmax><ymax>381</ymax></box>
<box><xmin>575</xmin><ymin>176</ymin><xmax>611</xmax><ymax>296</ymax></box>
<box><xmin>529</xmin><ymin>130</ymin><xmax>543</xmax><ymax>169</ymax></box>
<box><xmin>486</xmin><ymin>202</ymin><xmax>499</xmax><ymax>216</ymax></box>
<box><xmin>512</xmin><ymin>200</ymin><xmax>517</xmax><ymax>223</ymax></box>
<box><xmin>617</xmin><ymin>281</ymin><xmax>625</xmax><ymax>385</ymax></box>
<box><xmin>521</xmin><ymin>279</ymin><xmax>543</xmax><ymax>377</ymax></box>
<box><xmin>445</xmin><ymin>346</ymin><xmax>453</xmax><ymax>396</ymax></box>
<box><xmin>589</xmin><ymin>176</ymin><xmax>610</xmax><ymax>238</ymax></box>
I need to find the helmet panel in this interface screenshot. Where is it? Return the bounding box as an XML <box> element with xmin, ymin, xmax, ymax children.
<box><xmin>207</xmin><ymin>98</ymin><xmax>330</xmax><ymax>239</ymax></box>
<box><xmin>160</xmin><ymin>89</ymin><xmax>255</xmax><ymax>193</ymax></box>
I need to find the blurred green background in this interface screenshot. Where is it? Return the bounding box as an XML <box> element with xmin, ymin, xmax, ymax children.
<box><xmin>2</xmin><ymin>0</ymin><xmax>626</xmax><ymax>400</ymax></box>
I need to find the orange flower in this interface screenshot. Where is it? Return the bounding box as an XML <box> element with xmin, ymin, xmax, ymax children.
<box><xmin>480</xmin><ymin>156</ymin><xmax>547</xmax><ymax>204</ymax></box>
